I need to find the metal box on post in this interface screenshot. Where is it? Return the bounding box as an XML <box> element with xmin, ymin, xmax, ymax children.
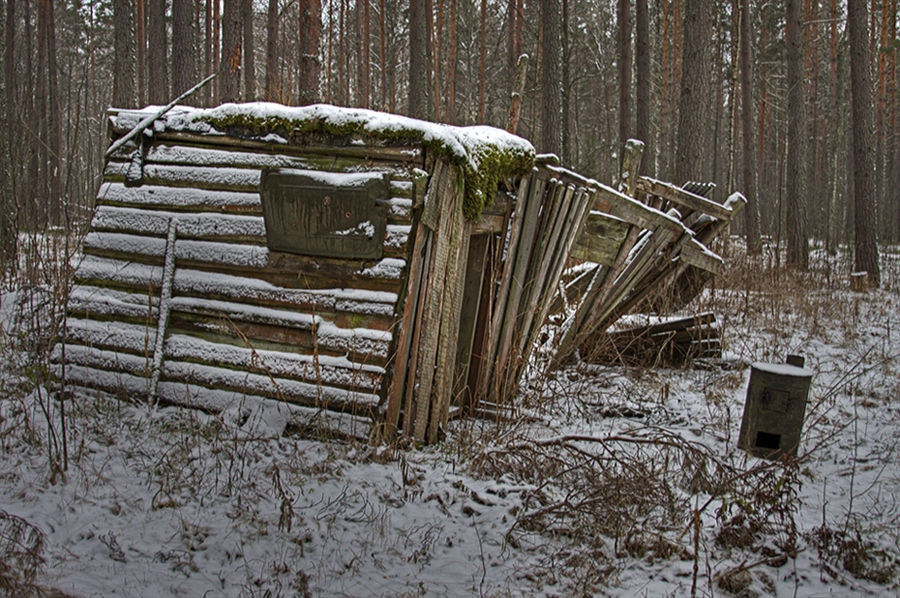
<box><xmin>738</xmin><ymin>355</ymin><xmax>813</xmax><ymax>459</ymax></box>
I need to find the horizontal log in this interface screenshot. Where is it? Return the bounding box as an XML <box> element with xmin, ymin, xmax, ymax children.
<box><xmin>68</xmin><ymin>285</ymin><xmax>158</xmax><ymax>321</ymax></box>
<box><xmin>81</xmin><ymin>233</ymin><xmax>407</xmax><ymax>293</ymax></box>
<box><xmin>109</xmin><ymin>125</ymin><xmax>425</xmax><ymax>165</ymax></box>
<box><xmin>63</xmin><ymin>371</ymin><xmax>373</xmax><ymax>440</ymax></box>
<box><xmin>636</xmin><ymin>176</ymin><xmax>733</xmax><ymax>221</ymax></box>
<box><xmin>89</xmin><ymin>206</ymin><xmax>411</xmax><ymax>256</ymax></box>
<box><xmin>105</xmin><ymin>162</ymin><xmax>261</xmax><ymax>192</ymax></box>
<box><xmin>97</xmin><ymin>182</ymin><xmax>262</xmax><ymax>214</ymax></box>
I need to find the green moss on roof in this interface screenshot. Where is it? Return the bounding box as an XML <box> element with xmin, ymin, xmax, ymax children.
<box><xmin>188</xmin><ymin>104</ymin><xmax>534</xmax><ymax>220</ymax></box>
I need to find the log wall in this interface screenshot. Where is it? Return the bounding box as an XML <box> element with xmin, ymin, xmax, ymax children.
<box><xmin>61</xmin><ymin>110</ymin><xmax>427</xmax><ymax>439</ymax></box>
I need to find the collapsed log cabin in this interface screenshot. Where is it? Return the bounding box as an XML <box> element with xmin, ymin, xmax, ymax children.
<box><xmin>60</xmin><ymin>104</ymin><xmax>743</xmax><ymax>444</ymax></box>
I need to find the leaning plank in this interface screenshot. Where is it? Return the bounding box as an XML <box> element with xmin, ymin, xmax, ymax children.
<box><xmin>476</xmin><ymin>172</ymin><xmax>534</xmax><ymax>402</ymax></box>
<box><xmin>636</xmin><ymin>176</ymin><xmax>733</xmax><ymax>221</ymax></box>
<box><xmin>680</xmin><ymin>239</ymin><xmax>724</xmax><ymax>274</ymax></box>
<box><xmin>384</xmin><ymin>219</ymin><xmax>429</xmax><ymax>438</ymax></box>
<box><xmin>594</xmin><ymin>182</ymin><xmax>684</xmax><ymax>233</ymax></box>
<box><xmin>429</xmin><ymin>211</ymin><xmax>470</xmax><ymax>442</ymax></box>
<box><xmin>412</xmin><ymin>163</ymin><xmax>457</xmax><ymax>442</ymax></box>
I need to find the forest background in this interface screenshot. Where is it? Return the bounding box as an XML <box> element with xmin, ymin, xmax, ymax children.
<box><xmin>1</xmin><ymin>0</ymin><xmax>898</xmax><ymax>288</ymax></box>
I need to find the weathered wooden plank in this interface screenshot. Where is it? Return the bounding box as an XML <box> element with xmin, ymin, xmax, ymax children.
<box><xmin>514</xmin><ymin>182</ymin><xmax>572</xmax><ymax>361</ymax></box>
<box><xmin>384</xmin><ymin>218</ymin><xmax>429</xmax><ymax>439</ymax></box>
<box><xmin>490</xmin><ymin>174</ymin><xmax>545</xmax><ymax>401</ymax></box>
<box><xmin>619</xmin><ymin>139</ymin><xmax>644</xmax><ymax>197</ymax></box>
<box><xmin>636</xmin><ymin>176</ymin><xmax>733</xmax><ymax>221</ymax></box>
<box><xmin>527</xmin><ymin>187</ymin><xmax>596</xmax><ymax>358</ymax></box>
<box><xmin>594</xmin><ymin>182</ymin><xmax>685</xmax><ymax>234</ymax></box>
<box><xmin>413</xmin><ymin>162</ymin><xmax>457</xmax><ymax>442</ymax></box>
<box><xmin>401</xmin><ymin>227</ymin><xmax>434</xmax><ymax>438</ymax></box>
<box><xmin>430</xmin><ymin>202</ymin><xmax>470</xmax><ymax>441</ymax></box>
<box><xmin>477</xmin><ymin>171</ymin><xmax>535</xmax><ymax>402</ymax></box>
<box><xmin>452</xmin><ymin>233</ymin><xmax>490</xmax><ymax>408</ymax></box>
<box><xmin>570</xmin><ymin>210</ymin><xmax>630</xmax><ymax>266</ymax></box>
<box><xmin>680</xmin><ymin>239</ymin><xmax>724</xmax><ymax>274</ymax></box>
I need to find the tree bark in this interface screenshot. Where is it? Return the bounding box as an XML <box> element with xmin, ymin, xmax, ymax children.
<box><xmin>848</xmin><ymin>0</ymin><xmax>881</xmax><ymax>286</ymax></box>
<box><xmin>136</xmin><ymin>0</ymin><xmax>146</xmax><ymax>104</ymax></box>
<box><xmin>408</xmin><ymin>0</ymin><xmax>427</xmax><ymax>118</ymax></box>
<box><xmin>220</xmin><ymin>0</ymin><xmax>242</xmax><ymax>103</ymax></box>
<box><xmin>298</xmin><ymin>0</ymin><xmax>321</xmax><ymax>105</ymax></box>
<box><xmin>3</xmin><ymin>0</ymin><xmax>18</xmax><ymax>268</ymax></box>
<box><xmin>148</xmin><ymin>0</ymin><xmax>168</xmax><ymax>104</ymax></box>
<box><xmin>675</xmin><ymin>0</ymin><xmax>710</xmax><ymax>183</ymax></box>
<box><xmin>113</xmin><ymin>0</ymin><xmax>136</xmax><ymax>108</ymax></box>
<box><xmin>786</xmin><ymin>0</ymin><xmax>808</xmax><ymax>268</ymax></box>
<box><xmin>242</xmin><ymin>0</ymin><xmax>255</xmax><ymax>100</ymax></box>
<box><xmin>739</xmin><ymin>0</ymin><xmax>760</xmax><ymax>253</ymax></box>
<box><xmin>635</xmin><ymin>0</ymin><xmax>650</xmax><ymax>174</ymax></box>
<box><xmin>617</xmin><ymin>0</ymin><xmax>631</xmax><ymax>158</ymax></box>
<box><xmin>541</xmin><ymin>0</ymin><xmax>561</xmax><ymax>156</ymax></box>
<box><xmin>173</xmin><ymin>0</ymin><xmax>197</xmax><ymax>100</ymax></box>
<box><xmin>265</xmin><ymin>0</ymin><xmax>279</xmax><ymax>100</ymax></box>
<box><xmin>478</xmin><ymin>0</ymin><xmax>487</xmax><ymax>121</ymax></box>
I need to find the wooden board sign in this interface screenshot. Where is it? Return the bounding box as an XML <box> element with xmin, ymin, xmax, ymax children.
<box><xmin>260</xmin><ymin>168</ymin><xmax>388</xmax><ymax>259</ymax></box>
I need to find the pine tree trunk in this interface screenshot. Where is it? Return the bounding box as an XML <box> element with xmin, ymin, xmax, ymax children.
<box><xmin>173</xmin><ymin>0</ymin><xmax>197</xmax><ymax>99</ymax></box>
<box><xmin>265</xmin><ymin>0</ymin><xmax>279</xmax><ymax>100</ymax></box>
<box><xmin>848</xmin><ymin>0</ymin><xmax>881</xmax><ymax>286</ymax></box>
<box><xmin>113</xmin><ymin>0</ymin><xmax>136</xmax><ymax>108</ymax></box>
<box><xmin>635</xmin><ymin>0</ymin><xmax>650</xmax><ymax>174</ymax></box>
<box><xmin>136</xmin><ymin>0</ymin><xmax>146</xmax><ymax>105</ymax></box>
<box><xmin>148</xmin><ymin>0</ymin><xmax>168</xmax><ymax>104</ymax></box>
<box><xmin>478</xmin><ymin>0</ymin><xmax>487</xmax><ymax>121</ymax></box>
<box><xmin>786</xmin><ymin>0</ymin><xmax>808</xmax><ymax>268</ymax></box>
<box><xmin>3</xmin><ymin>0</ymin><xmax>18</xmax><ymax>269</ymax></box>
<box><xmin>243</xmin><ymin>0</ymin><xmax>255</xmax><ymax>100</ymax></box>
<box><xmin>298</xmin><ymin>0</ymin><xmax>321</xmax><ymax>105</ymax></box>
<box><xmin>446</xmin><ymin>0</ymin><xmax>456</xmax><ymax>123</ymax></box>
<box><xmin>674</xmin><ymin>0</ymin><xmax>709</xmax><ymax>183</ymax></box>
<box><xmin>740</xmin><ymin>0</ymin><xmax>760</xmax><ymax>253</ymax></box>
<box><xmin>617</xmin><ymin>0</ymin><xmax>631</xmax><ymax>157</ymax></box>
<box><xmin>220</xmin><ymin>0</ymin><xmax>242</xmax><ymax>102</ymax></box>
<box><xmin>540</xmin><ymin>0</ymin><xmax>561</xmax><ymax>155</ymax></box>
<box><xmin>408</xmin><ymin>0</ymin><xmax>427</xmax><ymax>118</ymax></box>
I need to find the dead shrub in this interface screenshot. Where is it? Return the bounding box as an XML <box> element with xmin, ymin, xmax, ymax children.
<box><xmin>0</xmin><ymin>509</ymin><xmax>46</xmax><ymax>597</ymax></box>
<box><xmin>808</xmin><ymin>524</ymin><xmax>899</xmax><ymax>585</ymax></box>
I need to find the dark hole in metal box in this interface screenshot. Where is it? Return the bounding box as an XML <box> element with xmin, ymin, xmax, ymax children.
<box><xmin>260</xmin><ymin>169</ymin><xmax>387</xmax><ymax>259</ymax></box>
<box><xmin>755</xmin><ymin>431</ymin><xmax>781</xmax><ymax>450</ymax></box>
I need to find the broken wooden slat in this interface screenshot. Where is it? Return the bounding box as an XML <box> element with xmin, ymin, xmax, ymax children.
<box><xmin>636</xmin><ymin>176</ymin><xmax>733</xmax><ymax>221</ymax></box>
<box><xmin>680</xmin><ymin>239</ymin><xmax>724</xmax><ymax>274</ymax></box>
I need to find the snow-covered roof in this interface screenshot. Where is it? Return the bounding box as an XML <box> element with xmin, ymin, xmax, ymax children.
<box><xmin>116</xmin><ymin>102</ymin><xmax>536</xmax><ymax>219</ymax></box>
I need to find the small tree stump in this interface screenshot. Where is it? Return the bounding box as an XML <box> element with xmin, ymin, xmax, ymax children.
<box><xmin>851</xmin><ymin>271</ymin><xmax>868</xmax><ymax>293</ymax></box>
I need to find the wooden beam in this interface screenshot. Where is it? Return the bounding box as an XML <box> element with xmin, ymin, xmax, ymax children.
<box><xmin>636</xmin><ymin>176</ymin><xmax>734</xmax><ymax>221</ymax></box>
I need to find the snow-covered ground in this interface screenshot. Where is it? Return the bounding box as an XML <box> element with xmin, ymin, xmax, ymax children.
<box><xmin>2</xmin><ymin>246</ymin><xmax>900</xmax><ymax>597</ymax></box>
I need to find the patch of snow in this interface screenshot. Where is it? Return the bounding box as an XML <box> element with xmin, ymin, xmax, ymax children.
<box><xmin>358</xmin><ymin>258</ymin><xmax>406</xmax><ymax>279</ymax></box>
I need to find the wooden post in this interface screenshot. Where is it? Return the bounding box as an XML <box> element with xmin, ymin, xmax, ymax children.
<box><xmin>851</xmin><ymin>271</ymin><xmax>868</xmax><ymax>292</ymax></box>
